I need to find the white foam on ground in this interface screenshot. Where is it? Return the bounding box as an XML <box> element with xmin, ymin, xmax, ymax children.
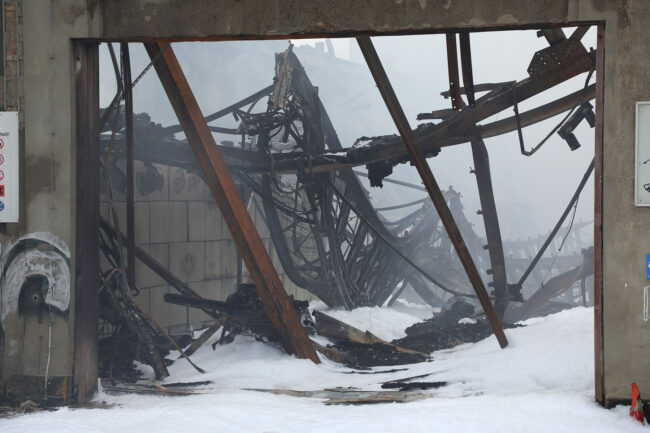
<box><xmin>1</xmin><ymin>306</ymin><xmax>644</xmax><ymax>433</ymax></box>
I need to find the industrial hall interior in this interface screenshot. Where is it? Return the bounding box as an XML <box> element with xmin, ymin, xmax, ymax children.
<box><xmin>1</xmin><ymin>1</ymin><xmax>650</xmax><ymax>432</ymax></box>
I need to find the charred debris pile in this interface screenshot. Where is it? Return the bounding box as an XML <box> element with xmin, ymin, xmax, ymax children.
<box><xmin>99</xmin><ymin>282</ymin><xmax>509</xmax><ymax>380</ymax></box>
<box><xmin>394</xmin><ymin>301</ymin><xmax>520</xmax><ymax>354</ymax></box>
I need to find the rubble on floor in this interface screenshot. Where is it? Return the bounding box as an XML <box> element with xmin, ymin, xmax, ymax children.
<box><xmin>393</xmin><ymin>301</ymin><xmax>519</xmax><ymax>354</ymax></box>
<box><xmin>99</xmin><ymin>283</ymin><xmax>515</xmax><ymax>380</ymax></box>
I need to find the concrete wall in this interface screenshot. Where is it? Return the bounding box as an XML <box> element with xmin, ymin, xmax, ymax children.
<box><xmin>585</xmin><ymin>0</ymin><xmax>650</xmax><ymax>405</ymax></box>
<box><xmin>1</xmin><ymin>0</ymin><xmax>648</xmax><ymax>405</ymax></box>
<box><xmin>0</xmin><ymin>0</ymin><xmax>101</xmax><ymax>402</ymax></box>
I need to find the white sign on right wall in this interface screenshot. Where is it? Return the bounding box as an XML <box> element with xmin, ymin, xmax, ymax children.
<box><xmin>636</xmin><ymin>102</ymin><xmax>650</xmax><ymax>206</ymax></box>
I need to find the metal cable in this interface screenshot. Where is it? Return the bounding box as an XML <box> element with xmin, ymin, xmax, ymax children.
<box><xmin>537</xmin><ymin>191</ymin><xmax>580</xmax><ymax>288</ymax></box>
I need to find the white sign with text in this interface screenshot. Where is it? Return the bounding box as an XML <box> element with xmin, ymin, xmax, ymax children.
<box><xmin>0</xmin><ymin>111</ymin><xmax>19</xmax><ymax>222</ymax></box>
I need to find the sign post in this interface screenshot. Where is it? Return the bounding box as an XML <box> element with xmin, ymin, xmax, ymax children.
<box><xmin>0</xmin><ymin>111</ymin><xmax>19</xmax><ymax>222</ymax></box>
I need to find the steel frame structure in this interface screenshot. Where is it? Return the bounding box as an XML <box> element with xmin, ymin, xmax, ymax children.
<box><xmin>74</xmin><ymin>23</ymin><xmax>604</xmax><ymax>404</ymax></box>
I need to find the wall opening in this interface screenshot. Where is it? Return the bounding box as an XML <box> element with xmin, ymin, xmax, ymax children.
<box><xmin>73</xmin><ymin>24</ymin><xmax>602</xmax><ymax>403</ymax></box>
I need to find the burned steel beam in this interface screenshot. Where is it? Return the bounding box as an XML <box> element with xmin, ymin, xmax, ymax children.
<box><xmin>445</xmin><ymin>33</ymin><xmax>463</xmax><ymax>110</ymax></box>
<box><xmin>98</xmin><ymin>43</ymin><xmax>595</xmax><ymax>315</ymax></box>
<box><xmin>416</xmin><ymin>108</ymin><xmax>456</xmax><ymax>121</ymax></box>
<box><xmin>102</xmin><ymin>35</ymin><xmax>594</xmax><ymax>183</ymax></box>
<box><xmin>353</xmin><ymin>170</ymin><xmax>425</xmax><ymax>191</ymax></box>
<box><xmin>570</xmin><ymin>25</ymin><xmax>590</xmax><ymax>42</ymax></box>
<box><xmin>439</xmin><ymin>81</ymin><xmax>516</xmax><ymax>99</ymax></box>
<box><xmin>477</xmin><ymin>84</ymin><xmax>595</xmax><ymax>139</ymax></box>
<box><xmin>144</xmin><ymin>41</ymin><xmax>319</xmax><ymax>363</ymax></box>
<box><xmin>538</xmin><ymin>28</ymin><xmax>566</xmax><ymax>45</ymax></box>
<box><xmin>102</xmin><ymin>82</ymin><xmax>595</xmax><ymax>180</ymax></box>
<box><xmin>222</xmin><ymin>83</ymin><xmax>595</xmax><ymax>176</ymax></box>
<box><xmin>458</xmin><ymin>32</ymin><xmax>475</xmax><ymax>107</ymax></box>
<box><xmin>356</xmin><ymin>36</ymin><xmax>508</xmax><ymax>348</ymax></box>
<box><xmin>121</xmin><ymin>43</ymin><xmax>136</xmax><ymax>290</ymax></box>
<box><xmin>471</xmin><ymin>138</ymin><xmax>508</xmax><ymax>318</ymax></box>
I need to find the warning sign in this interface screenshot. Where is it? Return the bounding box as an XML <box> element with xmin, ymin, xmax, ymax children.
<box><xmin>636</xmin><ymin>102</ymin><xmax>650</xmax><ymax>206</ymax></box>
<box><xmin>0</xmin><ymin>112</ymin><xmax>18</xmax><ymax>222</ymax></box>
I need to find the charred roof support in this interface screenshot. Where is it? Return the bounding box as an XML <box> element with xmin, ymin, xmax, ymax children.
<box><xmin>144</xmin><ymin>41</ymin><xmax>319</xmax><ymax>364</ymax></box>
<box><xmin>120</xmin><ymin>43</ymin><xmax>136</xmax><ymax>290</ymax></box>
<box><xmin>103</xmin><ymin>81</ymin><xmax>595</xmax><ymax>178</ymax></box>
<box><xmin>471</xmin><ymin>138</ymin><xmax>509</xmax><ymax>319</ymax></box>
<box><xmin>356</xmin><ymin>36</ymin><xmax>508</xmax><ymax>349</ymax></box>
<box><xmin>445</xmin><ymin>33</ymin><xmax>463</xmax><ymax>110</ymax></box>
<box><xmin>458</xmin><ymin>32</ymin><xmax>475</xmax><ymax>107</ymax></box>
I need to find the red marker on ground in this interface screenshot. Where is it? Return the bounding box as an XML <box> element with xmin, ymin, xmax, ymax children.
<box><xmin>630</xmin><ymin>382</ymin><xmax>644</xmax><ymax>424</ymax></box>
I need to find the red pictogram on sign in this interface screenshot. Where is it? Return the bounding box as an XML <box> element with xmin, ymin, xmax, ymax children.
<box><xmin>0</xmin><ymin>185</ymin><xmax>5</xmax><ymax>197</ymax></box>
